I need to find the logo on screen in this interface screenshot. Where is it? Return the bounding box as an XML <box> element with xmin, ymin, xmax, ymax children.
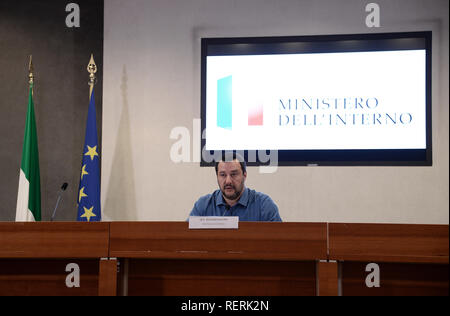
<box><xmin>217</xmin><ymin>75</ymin><xmax>263</xmax><ymax>130</ymax></box>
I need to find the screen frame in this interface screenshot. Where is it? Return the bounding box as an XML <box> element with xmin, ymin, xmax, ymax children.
<box><xmin>200</xmin><ymin>31</ymin><xmax>432</xmax><ymax>167</ymax></box>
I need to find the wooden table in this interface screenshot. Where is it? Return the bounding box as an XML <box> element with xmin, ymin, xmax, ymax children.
<box><xmin>0</xmin><ymin>222</ymin><xmax>112</xmax><ymax>296</ymax></box>
<box><xmin>328</xmin><ymin>223</ymin><xmax>449</xmax><ymax>296</ymax></box>
<box><xmin>1</xmin><ymin>221</ymin><xmax>448</xmax><ymax>296</ymax></box>
<box><xmin>109</xmin><ymin>221</ymin><xmax>328</xmax><ymax>296</ymax></box>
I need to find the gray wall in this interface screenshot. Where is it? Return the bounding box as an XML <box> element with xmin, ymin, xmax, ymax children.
<box><xmin>0</xmin><ymin>0</ymin><xmax>103</xmax><ymax>221</ymax></box>
<box><xmin>102</xmin><ymin>0</ymin><xmax>448</xmax><ymax>223</ymax></box>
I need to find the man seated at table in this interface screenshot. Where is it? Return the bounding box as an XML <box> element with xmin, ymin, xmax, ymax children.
<box><xmin>189</xmin><ymin>153</ymin><xmax>282</xmax><ymax>221</ymax></box>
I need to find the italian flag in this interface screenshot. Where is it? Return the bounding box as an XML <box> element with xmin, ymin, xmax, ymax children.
<box><xmin>16</xmin><ymin>84</ymin><xmax>41</xmax><ymax>221</ymax></box>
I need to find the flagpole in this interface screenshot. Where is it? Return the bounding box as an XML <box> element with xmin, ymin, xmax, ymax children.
<box><xmin>87</xmin><ymin>54</ymin><xmax>97</xmax><ymax>98</ymax></box>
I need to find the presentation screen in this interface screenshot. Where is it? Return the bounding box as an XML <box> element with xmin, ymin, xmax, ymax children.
<box><xmin>200</xmin><ymin>32</ymin><xmax>432</xmax><ymax>166</ymax></box>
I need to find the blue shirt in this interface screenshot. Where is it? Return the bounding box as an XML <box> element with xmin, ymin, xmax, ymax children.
<box><xmin>189</xmin><ymin>188</ymin><xmax>282</xmax><ymax>222</ymax></box>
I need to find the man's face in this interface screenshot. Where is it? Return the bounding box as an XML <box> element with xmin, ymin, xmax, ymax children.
<box><xmin>216</xmin><ymin>160</ymin><xmax>247</xmax><ymax>201</ymax></box>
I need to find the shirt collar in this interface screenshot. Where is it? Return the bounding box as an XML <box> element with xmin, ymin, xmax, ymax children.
<box><xmin>216</xmin><ymin>187</ymin><xmax>249</xmax><ymax>207</ymax></box>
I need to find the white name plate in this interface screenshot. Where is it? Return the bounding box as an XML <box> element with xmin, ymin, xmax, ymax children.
<box><xmin>188</xmin><ymin>216</ymin><xmax>239</xmax><ymax>229</ymax></box>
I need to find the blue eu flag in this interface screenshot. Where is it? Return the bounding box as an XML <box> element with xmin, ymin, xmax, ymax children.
<box><xmin>77</xmin><ymin>88</ymin><xmax>101</xmax><ymax>221</ymax></box>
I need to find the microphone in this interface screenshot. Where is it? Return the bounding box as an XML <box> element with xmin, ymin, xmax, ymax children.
<box><xmin>50</xmin><ymin>182</ymin><xmax>68</xmax><ymax>221</ymax></box>
<box><xmin>222</xmin><ymin>204</ymin><xmax>230</xmax><ymax>216</ymax></box>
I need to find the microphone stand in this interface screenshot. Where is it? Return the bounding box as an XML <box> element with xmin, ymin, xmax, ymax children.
<box><xmin>50</xmin><ymin>183</ymin><xmax>68</xmax><ymax>221</ymax></box>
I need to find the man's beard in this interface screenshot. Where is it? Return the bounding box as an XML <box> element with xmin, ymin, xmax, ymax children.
<box><xmin>221</xmin><ymin>184</ymin><xmax>243</xmax><ymax>200</ymax></box>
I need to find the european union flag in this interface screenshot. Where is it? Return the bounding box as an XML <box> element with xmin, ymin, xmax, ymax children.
<box><xmin>77</xmin><ymin>88</ymin><xmax>101</xmax><ymax>221</ymax></box>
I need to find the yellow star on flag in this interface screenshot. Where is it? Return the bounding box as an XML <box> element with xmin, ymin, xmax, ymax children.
<box><xmin>79</xmin><ymin>186</ymin><xmax>88</xmax><ymax>203</ymax></box>
<box><xmin>80</xmin><ymin>164</ymin><xmax>89</xmax><ymax>180</ymax></box>
<box><xmin>81</xmin><ymin>206</ymin><xmax>96</xmax><ymax>222</ymax></box>
<box><xmin>84</xmin><ymin>145</ymin><xmax>98</xmax><ymax>161</ymax></box>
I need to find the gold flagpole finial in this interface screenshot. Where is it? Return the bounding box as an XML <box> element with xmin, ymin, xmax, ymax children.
<box><xmin>87</xmin><ymin>54</ymin><xmax>97</xmax><ymax>85</ymax></box>
<box><xmin>28</xmin><ymin>55</ymin><xmax>34</xmax><ymax>85</ymax></box>
<box><xmin>87</xmin><ymin>54</ymin><xmax>97</xmax><ymax>97</ymax></box>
